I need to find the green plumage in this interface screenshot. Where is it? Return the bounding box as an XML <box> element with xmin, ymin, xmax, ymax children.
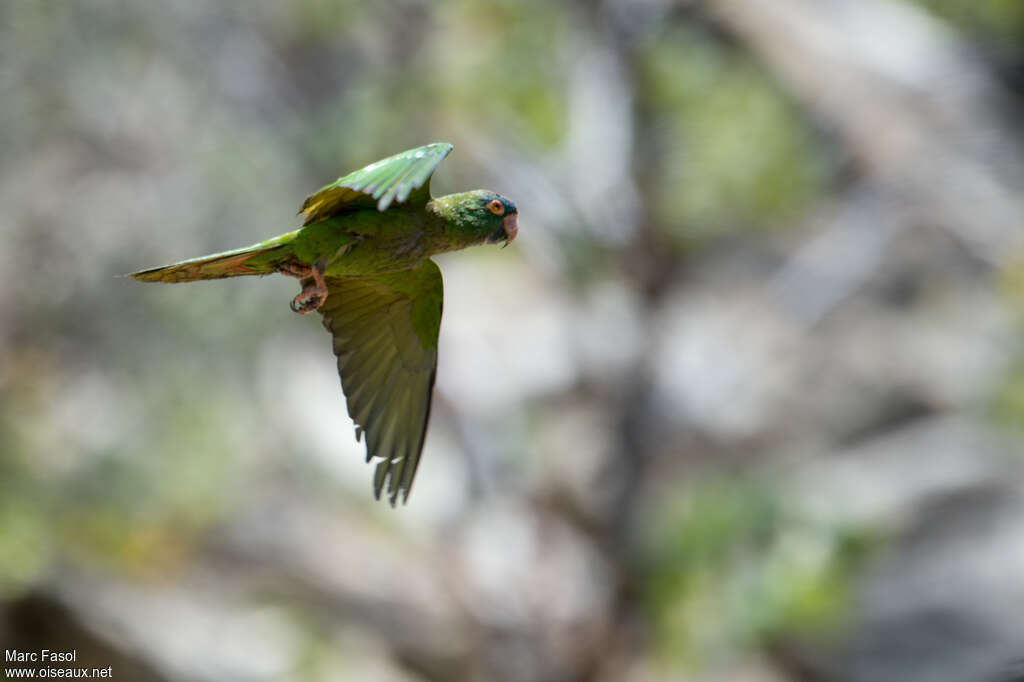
<box><xmin>132</xmin><ymin>143</ymin><xmax>518</xmax><ymax>505</ymax></box>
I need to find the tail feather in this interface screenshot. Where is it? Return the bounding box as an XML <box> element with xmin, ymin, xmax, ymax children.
<box><xmin>131</xmin><ymin>243</ymin><xmax>291</xmax><ymax>283</ymax></box>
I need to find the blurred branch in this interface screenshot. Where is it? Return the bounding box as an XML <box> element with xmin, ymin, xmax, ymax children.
<box><xmin>767</xmin><ymin>182</ymin><xmax>911</xmax><ymax>326</ymax></box>
<box><xmin>704</xmin><ymin>0</ymin><xmax>1024</xmax><ymax>319</ymax></box>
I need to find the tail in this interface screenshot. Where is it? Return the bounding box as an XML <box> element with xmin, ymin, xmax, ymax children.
<box><xmin>131</xmin><ymin>240</ymin><xmax>294</xmax><ymax>283</ymax></box>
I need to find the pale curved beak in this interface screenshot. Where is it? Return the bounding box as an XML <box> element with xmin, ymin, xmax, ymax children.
<box><xmin>502</xmin><ymin>212</ymin><xmax>519</xmax><ymax>243</ymax></box>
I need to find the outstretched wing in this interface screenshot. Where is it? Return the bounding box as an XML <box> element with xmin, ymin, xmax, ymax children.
<box><xmin>319</xmin><ymin>260</ymin><xmax>444</xmax><ymax>505</ymax></box>
<box><xmin>299</xmin><ymin>142</ymin><xmax>453</xmax><ymax>224</ymax></box>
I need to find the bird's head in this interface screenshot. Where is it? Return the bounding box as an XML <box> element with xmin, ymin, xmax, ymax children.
<box><xmin>432</xmin><ymin>190</ymin><xmax>518</xmax><ymax>249</ymax></box>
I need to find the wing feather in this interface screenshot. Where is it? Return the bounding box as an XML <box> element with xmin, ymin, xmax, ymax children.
<box><xmin>299</xmin><ymin>143</ymin><xmax>453</xmax><ymax>224</ymax></box>
<box><xmin>319</xmin><ymin>260</ymin><xmax>444</xmax><ymax>504</ymax></box>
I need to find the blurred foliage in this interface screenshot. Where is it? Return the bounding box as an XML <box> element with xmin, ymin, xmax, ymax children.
<box><xmin>991</xmin><ymin>263</ymin><xmax>1024</xmax><ymax>430</ymax></box>
<box><xmin>436</xmin><ymin>0</ymin><xmax>572</xmax><ymax>147</ymax></box>
<box><xmin>641</xmin><ymin>25</ymin><xmax>828</xmax><ymax>244</ymax></box>
<box><xmin>908</xmin><ymin>0</ymin><xmax>1024</xmax><ymax>51</ymax></box>
<box><xmin>990</xmin><ymin>357</ymin><xmax>1024</xmax><ymax>432</ymax></box>
<box><xmin>641</xmin><ymin>475</ymin><xmax>875</xmax><ymax>668</ymax></box>
<box><xmin>0</xmin><ymin>356</ymin><xmax>239</xmax><ymax>594</ymax></box>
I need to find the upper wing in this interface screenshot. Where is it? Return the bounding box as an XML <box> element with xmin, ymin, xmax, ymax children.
<box><xmin>319</xmin><ymin>259</ymin><xmax>444</xmax><ymax>505</ymax></box>
<box><xmin>299</xmin><ymin>142</ymin><xmax>453</xmax><ymax>225</ymax></box>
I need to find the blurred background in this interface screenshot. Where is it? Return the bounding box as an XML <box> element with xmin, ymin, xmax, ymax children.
<box><xmin>2</xmin><ymin>1</ymin><xmax>1024</xmax><ymax>680</ymax></box>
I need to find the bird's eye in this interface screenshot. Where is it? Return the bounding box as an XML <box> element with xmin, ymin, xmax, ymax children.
<box><xmin>486</xmin><ymin>199</ymin><xmax>505</xmax><ymax>216</ymax></box>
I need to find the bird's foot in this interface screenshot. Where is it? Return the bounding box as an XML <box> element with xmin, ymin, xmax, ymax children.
<box><xmin>277</xmin><ymin>261</ymin><xmax>313</xmax><ymax>279</ymax></box>
<box><xmin>283</xmin><ymin>262</ymin><xmax>328</xmax><ymax>314</ymax></box>
<box><xmin>290</xmin><ymin>285</ymin><xmax>326</xmax><ymax>314</ymax></box>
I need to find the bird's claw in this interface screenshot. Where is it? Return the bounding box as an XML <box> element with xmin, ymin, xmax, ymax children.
<box><xmin>281</xmin><ymin>261</ymin><xmax>328</xmax><ymax>314</ymax></box>
<box><xmin>290</xmin><ymin>285</ymin><xmax>327</xmax><ymax>314</ymax></box>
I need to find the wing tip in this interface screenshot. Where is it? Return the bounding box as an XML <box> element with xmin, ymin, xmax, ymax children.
<box><xmin>371</xmin><ymin>457</ymin><xmax>404</xmax><ymax>507</ymax></box>
<box><xmin>429</xmin><ymin>141</ymin><xmax>454</xmax><ymax>156</ymax></box>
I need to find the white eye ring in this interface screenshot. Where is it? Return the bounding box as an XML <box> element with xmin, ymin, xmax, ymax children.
<box><xmin>487</xmin><ymin>199</ymin><xmax>504</xmax><ymax>215</ymax></box>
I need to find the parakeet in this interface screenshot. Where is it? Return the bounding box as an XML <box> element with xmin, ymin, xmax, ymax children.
<box><xmin>132</xmin><ymin>143</ymin><xmax>518</xmax><ymax>505</ymax></box>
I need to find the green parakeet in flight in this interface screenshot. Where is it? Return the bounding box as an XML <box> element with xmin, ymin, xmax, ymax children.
<box><xmin>132</xmin><ymin>143</ymin><xmax>518</xmax><ymax>505</ymax></box>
